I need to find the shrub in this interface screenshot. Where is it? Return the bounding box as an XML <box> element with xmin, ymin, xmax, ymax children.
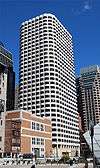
<box><xmin>58</xmin><ymin>155</ymin><xmax>70</xmax><ymax>164</ymax></box>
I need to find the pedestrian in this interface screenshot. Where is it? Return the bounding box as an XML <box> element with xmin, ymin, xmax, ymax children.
<box><xmin>69</xmin><ymin>159</ymin><xmax>73</xmax><ymax>166</ymax></box>
<box><xmin>31</xmin><ymin>165</ymin><xmax>35</xmax><ymax>168</ymax></box>
<box><xmin>84</xmin><ymin>159</ymin><xmax>88</xmax><ymax>168</ymax></box>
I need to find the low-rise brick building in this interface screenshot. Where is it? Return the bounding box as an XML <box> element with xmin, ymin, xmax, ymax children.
<box><xmin>4</xmin><ymin>110</ymin><xmax>52</xmax><ymax>158</ymax></box>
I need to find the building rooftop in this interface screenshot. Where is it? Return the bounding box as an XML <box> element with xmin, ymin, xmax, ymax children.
<box><xmin>6</xmin><ymin>109</ymin><xmax>51</xmax><ymax>121</ymax></box>
<box><xmin>21</xmin><ymin>13</ymin><xmax>72</xmax><ymax>38</ymax></box>
<box><xmin>80</xmin><ymin>65</ymin><xmax>100</xmax><ymax>75</ymax></box>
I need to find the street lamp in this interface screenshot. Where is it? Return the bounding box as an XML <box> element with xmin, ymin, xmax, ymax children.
<box><xmin>89</xmin><ymin>121</ymin><xmax>95</xmax><ymax>168</ymax></box>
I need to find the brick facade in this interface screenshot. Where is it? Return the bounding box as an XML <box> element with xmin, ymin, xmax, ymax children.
<box><xmin>4</xmin><ymin>110</ymin><xmax>52</xmax><ymax>158</ymax></box>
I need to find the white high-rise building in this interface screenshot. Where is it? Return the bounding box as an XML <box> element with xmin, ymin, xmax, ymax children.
<box><xmin>19</xmin><ymin>13</ymin><xmax>79</xmax><ymax>157</ymax></box>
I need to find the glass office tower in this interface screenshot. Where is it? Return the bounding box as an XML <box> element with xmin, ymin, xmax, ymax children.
<box><xmin>77</xmin><ymin>65</ymin><xmax>100</xmax><ymax>132</ymax></box>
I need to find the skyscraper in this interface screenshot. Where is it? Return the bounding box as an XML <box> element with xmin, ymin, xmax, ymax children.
<box><xmin>77</xmin><ymin>65</ymin><xmax>100</xmax><ymax>132</ymax></box>
<box><xmin>19</xmin><ymin>13</ymin><xmax>79</xmax><ymax>157</ymax></box>
<box><xmin>0</xmin><ymin>42</ymin><xmax>15</xmax><ymax>154</ymax></box>
<box><xmin>0</xmin><ymin>42</ymin><xmax>15</xmax><ymax>111</ymax></box>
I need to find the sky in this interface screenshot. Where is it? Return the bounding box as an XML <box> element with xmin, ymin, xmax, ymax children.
<box><xmin>0</xmin><ymin>0</ymin><xmax>100</xmax><ymax>84</ymax></box>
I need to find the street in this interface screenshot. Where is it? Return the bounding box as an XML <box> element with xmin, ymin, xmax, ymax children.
<box><xmin>0</xmin><ymin>163</ymin><xmax>93</xmax><ymax>168</ymax></box>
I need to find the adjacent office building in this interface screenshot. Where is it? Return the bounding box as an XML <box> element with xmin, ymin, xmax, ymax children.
<box><xmin>0</xmin><ymin>42</ymin><xmax>15</xmax><ymax>111</ymax></box>
<box><xmin>19</xmin><ymin>13</ymin><xmax>80</xmax><ymax>157</ymax></box>
<box><xmin>84</xmin><ymin>123</ymin><xmax>100</xmax><ymax>163</ymax></box>
<box><xmin>77</xmin><ymin>65</ymin><xmax>100</xmax><ymax>132</ymax></box>
<box><xmin>0</xmin><ymin>42</ymin><xmax>15</xmax><ymax>155</ymax></box>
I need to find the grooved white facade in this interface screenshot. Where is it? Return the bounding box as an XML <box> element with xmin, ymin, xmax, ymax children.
<box><xmin>19</xmin><ymin>13</ymin><xmax>79</xmax><ymax>157</ymax></box>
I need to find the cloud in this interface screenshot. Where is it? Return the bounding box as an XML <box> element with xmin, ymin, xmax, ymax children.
<box><xmin>83</xmin><ymin>0</ymin><xmax>92</xmax><ymax>11</ymax></box>
<box><xmin>72</xmin><ymin>0</ymin><xmax>93</xmax><ymax>16</ymax></box>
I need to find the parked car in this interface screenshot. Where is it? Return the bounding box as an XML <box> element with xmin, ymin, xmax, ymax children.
<box><xmin>36</xmin><ymin>157</ymin><xmax>46</xmax><ymax>164</ymax></box>
<box><xmin>87</xmin><ymin>158</ymin><xmax>93</xmax><ymax>162</ymax></box>
<box><xmin>19</xmin><ymin>153</ymin><xmax>36</xmax><ymax>166</ymax></box>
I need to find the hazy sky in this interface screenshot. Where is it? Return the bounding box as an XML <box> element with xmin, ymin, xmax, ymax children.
<box><xmin>0</xmin><ymin>0</ymin><xmax>100</xmax><ymax>83</ymax></box>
